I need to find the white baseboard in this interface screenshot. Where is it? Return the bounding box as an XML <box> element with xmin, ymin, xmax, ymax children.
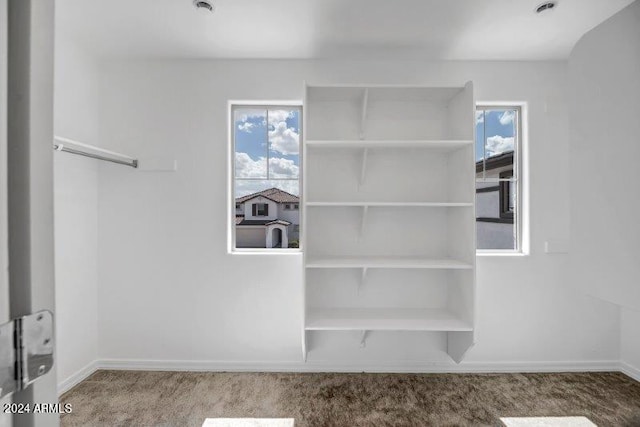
<box><xmin>99</xmin><ymin>359</ymin><xmax>306</xmax><ymax>372</ymax></box>
<box><xmin>58</xmin><ymin>360</ymin><xmax>99</xmax><ymax>395</ymax></box>
<box><xmin>620</xmin><ymin>361</ymin><xmax>640</xmax><ymax>382</ymax></box>
<box><xmin>59</xmin><ymin>358</ymin><xmax>634</xmax><ymax>394</ymax></box>
<box><xmin>98</xmin><ymin>358</ymin><xmax>621</xmax><ymax>374</ymax></box>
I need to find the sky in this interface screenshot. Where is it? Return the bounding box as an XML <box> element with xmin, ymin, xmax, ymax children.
<box><xmin>234</xmin><ymin>108</ymin><xmax>300</xmax><ymax>197</ymax></box>
<box><xmin>475</xmin><ymin>109</ymin><xmax>516</xmax><ymax>164</ymax></box>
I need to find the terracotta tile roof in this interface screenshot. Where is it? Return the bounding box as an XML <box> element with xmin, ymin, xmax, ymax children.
<box><xmin>235</xmin><ymin>187</ymin><xmax>299</xmax><ymax>204</ymax></box>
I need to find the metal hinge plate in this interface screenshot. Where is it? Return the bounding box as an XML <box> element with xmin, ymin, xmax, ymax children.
<box><xmin>0</xmin><ymin>310</ymin><xmax>54</xmax><ymax>399</ymax></box>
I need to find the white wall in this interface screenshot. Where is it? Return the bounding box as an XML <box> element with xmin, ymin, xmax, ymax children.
<box><xmin>568</xmin><ymin>0</ymin><xmax>640</xmax><ymax>380</ymax></box>
<box><xmin>621</xmin><ymin>308</ymin><xmax>640</xmax><ymax>379</ymax></box>
<box><xmin>93</xmin><ymin>59</ymin><xmax>621</xmax><ymax>369</ymax></box>
<box><xmin>568</xmin><ymin>0</ymin><xmax>640</xmax><ymax>311</ymax></box>
<box><xmin>53</xmin><ymin>38</ymin><xmax>100</xmax><ymax>390</ymax></box>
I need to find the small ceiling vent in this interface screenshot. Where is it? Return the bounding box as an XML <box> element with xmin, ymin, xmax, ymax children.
<box><xmin>193</xmin><ymin>0</ymin><xmax>214</xmax><ymax>12</ymax></box>
<box><xmin>535</xmin><ymin>2</ymin><xmax>556</xmax><ymax>13</ymax></box>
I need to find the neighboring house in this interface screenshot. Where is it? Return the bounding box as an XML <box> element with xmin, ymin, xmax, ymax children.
<box><xmin>235</xmin><ymin>188</ymin><xmax>300</xmax><ymax>249</ymax></box>
<box><xmin>476</xmin><ymin>151</ymin><xmax>515</xmax><ymax>249</ymax></box>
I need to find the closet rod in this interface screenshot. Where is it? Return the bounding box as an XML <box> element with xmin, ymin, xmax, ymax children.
<box><xmin>53</xmin><ymin>136</ymin><xmax>138</xmax><ymax>168</ymax></box>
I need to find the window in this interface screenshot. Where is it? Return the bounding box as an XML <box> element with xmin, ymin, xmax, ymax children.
<box><xmin>235</xmin><ymin>203</ymin><xmax>241</xmax><ymax>210</ymax></box>
<box><xmin>253</xmin><ymin>203</ymin><xmax>269</xmax><ymax>216</ymax></box>
<box><xmin>475</xmin><ymin>106</ymin><xmax>522</xmax><ymax>252</ymax></box>
<box><xmin>232</xmin><ymin>105</ymin><xmax>301</xmax><ymax>250</ymax></box>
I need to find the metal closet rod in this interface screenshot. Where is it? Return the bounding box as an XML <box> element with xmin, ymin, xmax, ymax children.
<box><xmin>53</xmin><ymin>136</ymin><xmax>138</xmax><ymax>168</ymax></box>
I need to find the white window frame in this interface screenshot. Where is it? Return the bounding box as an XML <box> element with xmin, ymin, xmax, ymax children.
<box><xmin>476</xmin><ymin>103</ymin><xmax>529</xmax><ymax>256</ymax></box>
<box><xmin>228</xmin><ymin>101</ymin><xmax>303</xmax><ymax>254</ymax></box>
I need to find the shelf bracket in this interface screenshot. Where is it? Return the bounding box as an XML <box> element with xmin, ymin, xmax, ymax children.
<box><xmin>356</xmin><ymin>88</ymin><xmax>369</xmax><ymax>191</ymax></box>
<box><xmin>358</xmin><ymin>267</ymin><xmax>368</xmax><ymax>294</ymax></box>
<box><xmin>359</xmin><ymin>330</ymin><xmax>368</xmax><ymax>348</ymax></box>
<box><xmin>359</xmin><ymin>88</ymin><xmax>369</xmax><ymax>140</ymax></box>
<box><xmin>358</xmin><ymin>148</ymin><xmax>369</xmax><ymax>189</ymax></box>
<box><xmin>302</xmin><ymin>331</ymin><xmax>308</xmax><ymax>362</ymax></box>
<box><xmin>359</xmin><ymin>205</ymin><xmax>368</xmax><ymax>240</ymax></box>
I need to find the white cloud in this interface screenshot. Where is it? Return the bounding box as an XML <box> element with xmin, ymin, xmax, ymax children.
<box><xmin>269</xmin><ymin>121</ymin><xmax>299</xmax><ymax>155</ymax></box>
<box><xmin>485</xmin><ymin>135</ymin><xmax>514</xmax><ymax>157</ymax></box>
<box><xmin>476</xmin><ymin>110</ymin><xmax>484</xmax><ymax>125</ymax></box>
<box><xmin>235</xmin><ymin>180</ymin><xmax>299</xmax><ymax>198</ymax></box>
<box><xmin>235</xmin><ymin>152</ymin><xmax>299</xmax><ymax>180</ymax></box>
<box><xmin>235</xmin><ymin>109</ymin><xmax>267</xmax><ymax>133</ymax></box>
<box><xmin>237</xmin><ymin>122</ymin><xmax>254</xmax><ymax>133</ymax></box>
<box><xmin>269</xmin><ymin>157</ymin><xmax>299</xmax><ymax>179</ymax></box>
<box><xmin>235</xmin><ymin>109</ymin><xmax>266</xmax><ymax>123</ymax></box>
<box><xmin>235</xmin><ymin>109</ymin><xmax>296</xmax><ymax>127</ymax></box>
<box><xmin>235</xmin><ymin>152</ymin><xmax>266</xmax><ymax>178</ymax></box>
<box><xmin>268</xmin><ymin>110</ymin><xmax>294</xmax><ymax>126</ymax></box>
<box><xmin>499</xmin><ymin>110</ymin><xmax>515</xmax><ymax>125</ymax></box>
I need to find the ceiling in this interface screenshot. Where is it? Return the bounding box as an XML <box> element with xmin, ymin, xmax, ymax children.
<box><xmin>56</xmin><ymin>0</ymin><xmax>635</xmax><ymax>60</ymax></box>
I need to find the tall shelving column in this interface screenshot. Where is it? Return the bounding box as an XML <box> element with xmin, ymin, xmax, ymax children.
<box><xmin>302</xmin><ymin>83</ymin><xmax>476</xmax><ymax>363</ymax></box>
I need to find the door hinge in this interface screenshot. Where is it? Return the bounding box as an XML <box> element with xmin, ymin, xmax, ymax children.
<box><xmin>0</xmin><ymin>310</ymin><xmax>54</xmax><ymax>399</ymax></box>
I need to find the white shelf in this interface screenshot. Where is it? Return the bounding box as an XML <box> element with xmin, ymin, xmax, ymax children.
<box><xmin>306</xmin><ymin>139</ymin><xmax>473</xmax><ymax>150</ymax></box>
<box><xmin>306</xmin><ymin>83</ymin><xmax>465</xmax><ymax>89</ymax></box>
<box><xmin>302</xmin><ymin>81</ymin><xmax>476</xmax><ymax>362</ymax></box>
<box><xmin>305</xmin><ymin>256</ymin><xmax>473</xmax><ymax>270</ymax></box>
<box><xmin>306</xmin><ymin>308</ymin><xmax>472</xmax><ymax>332</ymax></box>
<box><xmin>306</xmin><ymin>201</ymin><xmax>473</xmax><ymax>207</ymax></box>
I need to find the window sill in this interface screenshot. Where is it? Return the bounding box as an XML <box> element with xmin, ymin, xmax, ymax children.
<box><xmin>476</xmin><ymin>251</ymin><xmax>528</xmax><ymax>257</ymax></box>
<box><xmin>476</xmin><ymin>217</ymin><xmax>514</xmax><ymax>224</ymax></box>
<box><xmin>230</xmin><ymin>249</ymin><xmax>303</xmax><ymax>255</ymax></box>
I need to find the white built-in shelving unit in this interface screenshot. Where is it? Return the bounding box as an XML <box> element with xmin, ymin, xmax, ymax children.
<box><xmin>302</xmin><ymin>83</ymin><xmax>476</xmax><ymax>363</ymax></box>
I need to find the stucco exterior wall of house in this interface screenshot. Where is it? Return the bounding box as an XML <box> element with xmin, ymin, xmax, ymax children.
<box><xmin>477</xmin><ymin>222</ymin><xmax>514</xmax><ymax>250</ymax></box>
<box><xmin>277</xmin><ymin>204</ymin><xmax>300</xmax><ymax>241</ymax></box>
<box><xmin>276</xmin><ymin>205</ymin><xmax>299</xmax><ymax>224</ymax></box>
<box><xmin>476</xmin><ymin>167</ymin><xmax>515</xmax><ymax>250</ymax></box>
<box><xmin>476</xmin><ymin>185</ymin><xmax>500</xmax><ymax>217</ymax></box>
<box><xmin>243</xmin><ymin>196</ymin><xmax>279</xmax><ymax>221</ymax></box>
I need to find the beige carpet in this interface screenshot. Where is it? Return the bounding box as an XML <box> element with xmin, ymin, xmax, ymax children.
<box><xmin>202</xmin><ymin>419</ymin><xmax>294</xmax><ymax>427</ymax></box>
<box><xmin>60</xmin><ymin>370</ymin><xmax>640</xmax><ymax>426</ymax></box>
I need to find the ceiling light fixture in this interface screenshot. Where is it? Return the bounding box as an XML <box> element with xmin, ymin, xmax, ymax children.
<box><xmin>535</xmin><ymin>2</ymin><xmax>556</xmax><ymax>13</ymax></box>
<box><xmin>193</xmin><ymin>0</ymin><xmax>214</xmax><ymax>13</ymax></box>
